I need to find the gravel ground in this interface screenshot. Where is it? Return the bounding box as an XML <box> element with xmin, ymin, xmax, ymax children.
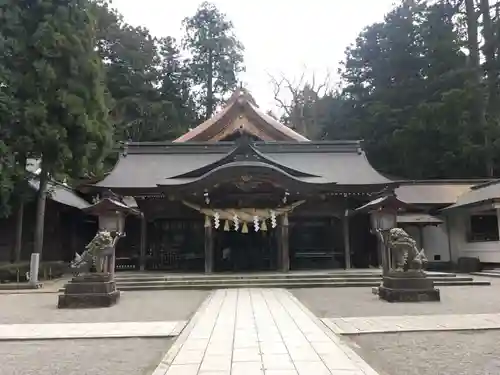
<box><xmin>292</xmin><ymin>277</ymin><xmax>500</xmax><ymax>318</ymax></box>
<box><xmin>0</xmin><ymin>338</ymin><xmax>171</xmax><ymax>375</ymax></box>
<box><xmin>0</xmin><ymin>290</ymin><xmax>209</xmax><ymax>324</ymax></box>
<box><xmin>349</xmin><ymin>331</ymin><xmax>500</xmax><ymax>375</ymax></box>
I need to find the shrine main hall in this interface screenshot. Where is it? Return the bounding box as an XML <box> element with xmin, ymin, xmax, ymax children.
<box><xmin>93</xmin><ymin>89</ymin><xmax>399</xmax><ymax>273</ymax></box>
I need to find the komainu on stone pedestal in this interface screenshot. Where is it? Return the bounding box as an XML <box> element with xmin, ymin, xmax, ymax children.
<box><xmin>377</xmin><ymin>228</ymin><xmax>440</xmax><ymax>303</ymax></box>
<box><xmin>59</xmin><ymin>230</ymin><xmax>121</xmax><ymax>308</ymax></box>
<box><xmin>58</xmin><ymin>273</ymin><xmax>120</xmax><ymax>308</ymax></box>
<box><xmin>378</xmin><ymin>270</ymin><xmax>440</xmax><ymax>302</ymax></box>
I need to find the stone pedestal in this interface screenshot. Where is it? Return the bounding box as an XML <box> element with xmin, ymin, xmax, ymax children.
<box><xmin>58</xmin><ymin>273</ymin><xmax>120</xmax><ymax>308</ymax></box>
<box><xmin>378</xmin><ymin>270</ymin><xmax>440</xmax><ymax>302</ymax></box>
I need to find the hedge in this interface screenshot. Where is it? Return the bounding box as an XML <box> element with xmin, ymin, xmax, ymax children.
<box><xmin>0</xmin><ymin>261</ymin><xmax>67</xmax><ymax>283</ymax></box>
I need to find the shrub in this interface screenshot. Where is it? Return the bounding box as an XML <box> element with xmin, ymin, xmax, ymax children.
<box><xmin>0</xmin><ymin>261</ymin><xmax>67</xmax><ymax>283</ymax></box>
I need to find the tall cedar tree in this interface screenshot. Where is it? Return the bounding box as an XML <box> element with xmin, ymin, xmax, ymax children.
<box><xmin>0</xmin><ymin>48</ymin><xmax>33</xmax><ymax>261</ymax></box>
<box><xmin>324</xmin><ymin>0</ymin><xmax>482</xmax><ymax>178</ymax></box>
<box><xmin>93</xmin><ymin>1</ymin><xmax>196</xmax><ymax>141</ymax></box>
<box><xmin>0</xmin><ymin>0</ymin><xmax>112</xmax><ymax>258</ymax></box>
<box><xmin>183</xmin><ymin>1</ymin><xmax>245</xmax><ymax>119</ymax></box>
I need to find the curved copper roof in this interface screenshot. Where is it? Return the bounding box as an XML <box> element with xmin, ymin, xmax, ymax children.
<box><xmin>95</xmin><ymin>141</ymin><xmax>393</xmax><ymax>191</ymax></box>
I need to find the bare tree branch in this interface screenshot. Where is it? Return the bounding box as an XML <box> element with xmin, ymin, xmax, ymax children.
<box><xmin>268</xmin><ymin>68</ymin><xmax>332</xmax><ymax>138</ymax></box>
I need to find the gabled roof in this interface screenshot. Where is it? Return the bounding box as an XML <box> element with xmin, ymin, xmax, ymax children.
<box><xmin>82</xmin><ymin>197</ymin><xmax>140</xmax><ymax>216</ymax></box>
<box><xmin>395</xmin><ymin>180</ymin><xmax>489</xmax><ymax>206</ymax></box>
<box><xmin>174</xmin><ymin>88</ymin><xmax>309</xmax><ymax>143</ymax></box>
<box><xmin>397</xmin><ymin>213</ymin><xmax>443</xmax><ymax>225</ymax></box>
<box><xmin>26</xmin><ymin>158</ymin><xmax>91</xmax><ymax>210</ymax></box>
<box><xmin>354</xmin><ymin>194</ymin><xmax>411</xmax><ymax>213</ymax></box>
<box><xmin>29</xmin><ymin>180</ymin><xmax>91</xmax><ymax>210</ymax></box>
<box><xmin>95</xmin><ymin>140</ymin><xmax>393</xmax><ymax>192</ymax></box>
<box><xmin>444</xmin><ymin>179</ymin><xmax>500</xmax><ymax>210</ymax></box>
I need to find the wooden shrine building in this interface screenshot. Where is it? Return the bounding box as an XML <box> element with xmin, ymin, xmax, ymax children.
<box><xmin>92</xmin><ymin>89</ymin><xmax>396</xmax><ymax>272</ymax></box>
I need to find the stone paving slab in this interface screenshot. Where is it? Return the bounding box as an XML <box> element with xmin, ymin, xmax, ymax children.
<box><xmin>323</xmin><ymin>313</ymin><xmax>500</xmax><ymax>335</ymax></box>
<box><xmin>152</xmin><ymin>288</ymin><xmax>380</xmax><ymax>375</ymax></box>
<box><xmin>0</xmin><ymin>321</ymin><xmax>186</xmax><ymax>340</ymax></box>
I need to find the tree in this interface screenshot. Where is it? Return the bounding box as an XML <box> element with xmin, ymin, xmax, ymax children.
<box><xmin>157</xmin><ymin>36</ymin><xmax>199</xmax><ymax>137</ymax></box>
<box><xmin>1</xmin><ymin>5</ymin><xmax>36</xmax><ymax>261</ymax></box>
<box><xmin>269</xmin><ymin>70</ymin><xmax>332</xmax><ymax>139</ymax></box>
<box><xmin>0</xmin><ymin>65</ymin><xmax>18</xmax><ymax>218</ymax></box>
<box><xmin>323</xmin><ymin>0</ymin><xmax>483</xmax><ymax>179</ymax></box>
<box><xmin>94</xmin><ymin>2</ymin><xmax>196</xmax><ymax>142</ymax></box>
<box><xmin>183</xmin><ymin>1</ymin><xmax>245</xmax><ymax>119</ymax></box>
<box><xmin>1</xmin><ymin>0</ymin><xmax>112</xmax><ymax>258</ymax></box>
<box><xmin>478</xmin><ymin>0</ymin><xmax>500</xmax><ymax>176</ymax></box>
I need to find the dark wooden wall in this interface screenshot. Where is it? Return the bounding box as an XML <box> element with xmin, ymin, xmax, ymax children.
<box><xmin>0</xmin><ymin>201</ymin><xmax>96</xmax><ymax>263</ymax></box>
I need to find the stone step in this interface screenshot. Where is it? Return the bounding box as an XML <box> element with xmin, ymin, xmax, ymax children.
<box><xmin>114</xmin><ymin>279</ymin><xmax>490</xmax><ymax>291</ymax></box>
<box><xmin>114</xmin><ymin>271</ymin><xmax>457</xmax><ymax>283</ymax></box>
<box><xmin>58</xmin><ymin>276</ymin><xmax>489</xmax><ymax>292</ymax></box>
<box><xmin>471</xmin><ymin>271</ymin><xmax>500</xmax><ymax>278</ymax></box>
<box><xmin>115</xmin><ymin>275</ymin><xmax>473</xmax><ymax>287</ymax></box>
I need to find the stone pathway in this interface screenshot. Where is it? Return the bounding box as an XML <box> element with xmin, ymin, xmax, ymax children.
<box><xmin>153</xmin><ymin>288</ymin><xmax>380</xmax><ymax>375</ymax></box>
<box><xmin>0</xmin><ymin>321</ymin><xmax>186</xmax><ymax>340</ymax></box>
<box><xmin>323</xmin><ymin>313</ymin><xmax>500</xmax><ymax>335</ymax></box>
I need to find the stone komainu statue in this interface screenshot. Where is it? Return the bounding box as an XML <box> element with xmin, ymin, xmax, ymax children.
<box><xmin>69</xmin><ymin>230</ymin><xmax>116</xmax><ymax>276</ymax></box>
<box><xmin>385</xmin><ymin>228</ymin><xmax>428</xmax><ymax>271</ymax></box>
<box><xmin>69</xmin><ymin>251</ymin><xmax>93</xmax><ymax>276</ymax></box>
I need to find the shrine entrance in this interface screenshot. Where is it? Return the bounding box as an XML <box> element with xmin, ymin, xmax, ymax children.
<box><xmin>213</xmin><ymin>228</ymin><xmax>278</xmax><ymax>272</ymax></box>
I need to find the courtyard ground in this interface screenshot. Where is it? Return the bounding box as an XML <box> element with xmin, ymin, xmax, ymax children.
<box><xmin>1</xmin><ymin>277</ymin><xmax>499</xmax><ymax>375</ymax></box>
<box><xmin>0</xmin><ymin>290</ymin><xmax>208</xmax><ymax>375</ymax></box>
<box><xmin>351</xmin><ymin>330</ymin><xmax>500</xmax><ymax>375</ymax></box>
<box><xmin>0</xmin><ymin>290</ymin><xmax>209</xmax><ymax>324</ymax></box>
<box><xmin>292</xmin><ymin>276</ymin><xmax>500</xmax><ymax>375</ymax></box>
<box><xmin>292</xmin><ymin>276</ymin><xmax>500</xmax><ymax>317</ymax></box>
<box><xmin>0</xmin><ymin>338</ymin><xmax>172</xmax><ymax>375</ymax></box>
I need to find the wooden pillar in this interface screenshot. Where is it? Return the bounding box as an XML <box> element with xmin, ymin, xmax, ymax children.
<box><xmin>418</xmin><ymin>225</ymin><xmax>424</xmax><ymax>250</ymax></box>
<box><xmin>343</xmin><ymin>212</ymin><xmax>352</xmax><ymax>269</ymax></box>
<box><xmin>69</xmin><ymin>215</ymin><xmax>79</xmax><ymax>262</ymax></box>
<box><xmin>204</xmin><ymin>223</ymin><xmax>214</xmax><ymax>273</ymax></box>
<box><xmin>276</xmin><ymin>223</ymin><xmax>282</xmax><ymax>271</ymax></box>
<box><xmin>280</xmin><ymin>214</ymin><xmax>290</xmax><ymax>272</ymax></box>
<box><xmin>496</xmin><ymin>209</ymin><xmax>500</xmax><ymax>241</ymax></box>
<box><xmin>140</xmin><ymin>214</ymin><xmax>147</xmax><ymax>271</ymax></box>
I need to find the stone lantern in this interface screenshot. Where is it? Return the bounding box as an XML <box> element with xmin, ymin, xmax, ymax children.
<box><xmin>370</xmin><ymin>206</ymin><xmax>397</xmax><ymax>275</ymax></box>
<box><xmin>82</xmin><ymin>197</ymin><xmax>140</xmax><ymax>276</ymax></box>
<box><xmin>357</xmin><ymin>194</ymin><xmax>401</xmax><ymax>275</ymax></box>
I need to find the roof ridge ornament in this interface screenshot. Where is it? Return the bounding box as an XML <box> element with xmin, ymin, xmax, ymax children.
<box><xmin>227</xmin><ymin>86</ymin><xmax>258</xmax><ymax>107</ymax></box>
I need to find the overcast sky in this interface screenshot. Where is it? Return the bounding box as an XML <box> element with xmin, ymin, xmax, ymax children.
<box><xmin>110</xmin><ymin>0</ymin><xmax>397</xmax><ymax>112</ymax></box>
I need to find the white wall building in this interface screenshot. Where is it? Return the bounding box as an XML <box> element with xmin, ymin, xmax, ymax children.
<box><xmin>394</xmin><ymin>180</ymin><xmax>500</xmax><ymax>268</ymax></box>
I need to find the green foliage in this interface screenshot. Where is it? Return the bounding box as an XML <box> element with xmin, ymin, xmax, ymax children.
<box><xmin>1</xmin><ymin>0</ymin><xmax>246</xmax><ymax>216</ymax></box>
<box><xmin>93</xmin><ymin>1</ymin><xmax>197</xmax><ymax>142</ymax></box>
<box><xmin>0</xmin><ymin>24</ymin><xmax>24</xmax><ymax>217</ymax></box>
<box><xmin>157</xmin><ymin>36</ymin><xmax>200</xmax><ymax>136</ymax></box>
<box><xmin>1</xmin><ymin>0</ymin><xmax>112</xmax><ymax>179</ymax></box>
<box><xmin>0</xmin><ymin>261</ymin><xmax>66</xmax><ymax>282</ymax></box>
<box><xmin>0</xmin><ymin>0</ymin><xmax>114</xmax><ymax>255</ymax></box>
<box><xmin>322</xmin><ymin>0</ymin><xmax>495</xmax><ymax>179</ymax></box>
<box><xmin>183</xmin><ymin>1</ymin><xmax>245</xmax><ymax>118</ymax></box>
